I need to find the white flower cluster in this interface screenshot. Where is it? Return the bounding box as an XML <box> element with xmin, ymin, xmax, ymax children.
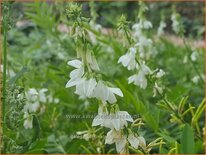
<box><xmin>88</xmin><ymin>20</ymin><xmax>102</xmax><ymax>44</ymax></box>
<box><xmin>105</xmin><ymin>129</ymin><xmax>146</xmax><ymax>154</ymax></box>
<box><xmin>65</xmin><ymin>5</ymin><xmax>149</xmax><ymax>153</ymax></box>
<box><xmin>171</xmin><ymin>12</ymin><xmax>181</xmax><ymax>34</ymax></box>
<box><xmin>118</xmin><ymin>5</ymin><xmax>165</xmax><ymax>96</ymax></box>
<box><xmin>65</xmin><ymin>30</ymin><xmax>147</xmax><ymax>154</ymax></box>
<box><xmin>157</xmin><ymin>20</ymin><xmax>166</xmax><ymax>36</ymax></box>
<box><xmin>23</xmin><ymin>88</ymin><xmax>59</xmax><ymax>129</ymax></box>
<box><xmin>132</xmin><ymin>19</ymin><xmax>153</xmax><ymax>59</ymax></box>
<box><xmin>66</xmin><ymin>59</ymin><xmax>123</xmax><ymax>102</ymax></box>
<box><xmin>66</xmin><ymin>52</ymin><xmax>149</xmax><ymax>153</ymax></box>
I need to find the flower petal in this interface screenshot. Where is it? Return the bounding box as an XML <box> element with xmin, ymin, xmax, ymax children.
<box><xmin>65</xmin><ymin>78</ymin><xmax>84</xmax><ymax>88</ymax></box>
<box><xmin>138</xmin><ymin>136</ymin><xmax>146</xmax><ymax>150</ymax></box>
<box><xmin>109</xmin><ymin>88</ymin><xmax>123</xmax><ymax>97</ymax></box>
<box><xmin>115</xmin><ymin>136</ymin><xmax>127</xmax><ymax>153</ymax></box>
<box><xmin>111</xmin><ymin>115</ymin><xmax>121</xmax><ymax>130</ymax></box>
<box><xmin>92</xmin><ymin>115</ymin><xmax>103</xmax><ymax>126</ymax></box>
<box><xmin>105</xmin><ymin>129</ymin><xmax>115</xmax><ymax>144</ymax></box>
<box><xmin>67</xmin><ymin>60</ymin><xmax>82</xmax><ymax>68</ymax></box>
<box><xmin>118</xmin><ymin>111</ymin><xmax>134</xmax><ymax>122</ymax></box>
<box><xmin>128</xmin><ymin>133</ymin><xmax>139</xmax><ymax>149</ymax></box>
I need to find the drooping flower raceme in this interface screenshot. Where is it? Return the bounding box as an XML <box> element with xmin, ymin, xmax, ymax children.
<box><xmin>93</xmin><ymin>81</ymin><xmax>123</xmax><ymax>103</ymax></box>
<box><xmin>132</xmin><ymin>19</ymin><xmax>152</xmax><ymax>38</ymax></box>
<box><xmin>117</xmin><ymin>3</ymin><xmax>166</xmax><ymax>94</ymax></box>
<box><xmin>65</xmin><ymin>4</ymin><xmax>145</xmax><ymax>153</ymax></box>
<box><xmin>135</xmin><ymin>36</ymin><xmax>153</xmax><ymax>58</ymax></box>
<box><xmin>88</xmin><ymin>20</ymin><xmax>102</xmax><ymax>44</ymax></box>
<box><xmin>92</xmin><ymin>109</ymin><xmax>133</xmax><ymax>131</ymax></box>
<box><xmin>23</xmin><ymin>88</ymin><xmax>55</xmax><ymax>129</ymax></box>
<box><xmin>66</xmin><ymin>61</ymin><xmax>123</xmax><ymax>102</ymax></box>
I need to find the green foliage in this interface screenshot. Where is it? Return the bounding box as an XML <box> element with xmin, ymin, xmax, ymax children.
<box><xmin>2</xmin><ymin>1</ymin><xmax>205</xmax><ymax>154</ymax></box>
<box><xmin>180</xmin><ymin>124</ymin><xmax>195</xmax><ymax>154</ymax></box>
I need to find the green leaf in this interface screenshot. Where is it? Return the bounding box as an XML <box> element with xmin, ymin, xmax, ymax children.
<box><xmin>157</xmin><ymin>132</ymin><xmax>176</xmax><ymax>144</ymax></box>
<box><xmin>192</xmin><ymin>98</ymin><xmax>205</xmax><ymax>126</ymax></box>
<box><xmin>180</xmin><ymin>124</ymin><xmax>195</xmax><ymax>154</ymax></box>
<box><xmin>116</xmin><ymin>80</ymin><xmax>159</xmax><ymax>131</ymax></box>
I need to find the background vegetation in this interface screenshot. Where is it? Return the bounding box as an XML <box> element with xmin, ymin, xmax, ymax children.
<box><xmin>1</xmin><ymin>1</ymin><xmax>205</xmax><ymax>154</ymax></box>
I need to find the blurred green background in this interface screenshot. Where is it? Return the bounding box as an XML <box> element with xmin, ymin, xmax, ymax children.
<box><xmin>11</xmin><ymin>1</ymin><xmax>205</xmax><ymax>38</ymax></box>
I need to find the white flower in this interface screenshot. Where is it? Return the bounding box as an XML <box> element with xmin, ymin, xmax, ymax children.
<box><xmin>153</xmin><ymin>82</ymin><xmax>163</xmax><ymax>97</ymax></box>
<box><xmin>92</xmin><ymin>110</ymin><xmax>133</xmax><ymax>131</ymax></box>
<box><xmin>54</xmin><ymin>98</ymin><xmax>60</xmax><ymax>104</ymax></box>
<box><xmin>190</xmin><ymin>50</ymin><xmax>198</xmax><ymax>62</ymax></box>
<box><xmin>192</xmin><ymin>76</ymin><xmax>199</xmax><ymax>84</ymax></box>
<box><xmin>75</xmin><ymin>78</ymin><xmax>97</xmax><ymax>99</ymax></box>
<box><xmin>132</xmin><ymin>23</ymin><xmax>142</xmax><ymax>37</ymax></box>
<box><xmin>135</xmin><ymin>36</ymin><xmax>153</xmax><ymax>58</ymax></box>
<box><xmin>138</xmin><ymin>136</ymin><xmax>147</xmax><ymax>150</ymax></box>
<box><xmin>132</xmin><ymin>20</ymin><xmax>152</xmax><ymax>38</ymax></box>
<box><xmin>93</xmin><ymin>81</ymin><xmax>123</xmax><ymax>103</ymax></box>
<box><xmin>48</xmin><ymin>95</ymin><xmax>60</xmax><ymax>104</ymax></box>
<box><xmin>88</xmin><ymin>21</ymin><xmax>102</xmax><ymax>44</ymax></box>
<box><xmin>142</xmin><ymin>20</ymin><xmax>153</xmax><ymax>29</ymax></box>
<box><xmin>118</xmin><ymin>47</ymin><xmax>137</xmax><ymax>70</ymax></box>
<box><xmin>23</xmin><ymin>112</ymin><xmax>33</xmax><ymax>129</ymax></box>
<box><xmin>86</xmin><ymin>51</ymin><xmax>100</xmax><ymax>71</ymax></box>
<box><xmin>171</xmin><ymin>13</ymin><xmax>180</xmax><ymax>34</ymax></box>
<box><xmin>90</xmin><ymin>20</ymin><xmax>102</xmax><ymax>32</ymax></box>
<box><xmin>156</xmin><ymin>69</ymin><xmax>165</xmax><ymax>78</ymax></box>
<box><xmin>136</xmin><ymin>36</ymin><xmax>153</xmax><ymax>47</ymax></box>
<box><xmin>97</xmin><ymin>147</ymin><xmax>101</xmax><ymax>154</ymax></box>
<box><xmin>105</xmin><ymin>130</ymin><xmax>146</xmax><ymax>153</ymax></box>
<box><xmin>24</xmin><ymin>101</ymin><xmax>40</xmax><ymax>113</ymax></box>
<box><xmin>183</xmin><ymin>55</ymin><xmax>188</xmax><ymax>63</ymax></box>
<box><xmin>157</xmin><ymin>21</ymin><xmax>166</xmax><ymax>36</ymax></box>
<box><xmin>128</xmin><ymin>63</ymin><xmax>151</xmax><ymax>89</ymax></box>
<box><xmin>105</xmin><ymin>129</ymin><xmax>127</xmax><ymax>153</ymax></box>
<box><xmin>66</xmin><ymin>60</ymin><xmax>84</xmax><ymax>88</ymax></box>
<box><xmin>128</xmin><ymin>73</ymin><xmax>147</xmax><ymax>89</ymax></box>
<box><xmin>0</xmin><ymin>65</ymin><xmax>16</xmax><ymax>78</ymax></box>
<box><xmin>38</xmin><ymin>88</ymin><xmax>48</xmax><ymax>103</ymax></box>
<box><xmin>128</xmin><ymin>133</ymin><xmax>140</xmax><ymax>149</ymax></box>
<box><xmin>26</xmin><ymin>88</ymin><xmax>38</xmax><ymax>102</ymax></box>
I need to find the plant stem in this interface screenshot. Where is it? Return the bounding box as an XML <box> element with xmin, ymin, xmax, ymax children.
<box><xmin>2</xmin><ymin>4</ymin><xmax>8</xmax><ymax>135</ymax></box>
<box><xmin>124</xmin><ymin>28</ymin><xmax>132</xmax><ymax>45</ymax></box>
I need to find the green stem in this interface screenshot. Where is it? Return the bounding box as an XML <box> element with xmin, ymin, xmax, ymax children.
<box><xmin>155</xmin><ymin>85</ymin><xmax>185</xmax><ymax>123</ymax></box>
<box><xmin>124</xmin><ymin>27</ymin><xmax>132</xmax><ymax>45</ymax></box>
<box><xmin>2</xmin><ymin>6</ymin><xmax>8</xmax><ymax>134</ymax></box>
